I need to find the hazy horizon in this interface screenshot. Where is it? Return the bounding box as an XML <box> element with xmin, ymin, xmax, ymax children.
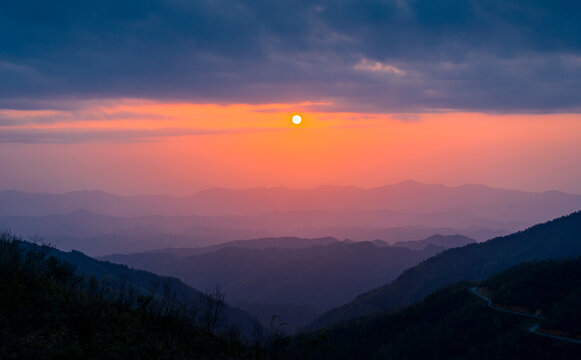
<box><xmin>3</xmin><ymin>179</ymin><xmax>581</xmax><ymax>197</ymax></box>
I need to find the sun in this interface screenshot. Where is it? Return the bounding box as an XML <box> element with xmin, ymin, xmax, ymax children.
<box><xmin>291</xmin><ymin>114</ymin><xmax>302</xmax><ymax>125</ymax></box>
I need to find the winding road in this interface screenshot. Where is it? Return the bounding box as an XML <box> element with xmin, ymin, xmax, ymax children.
<box><xmin>470</xmin><ymin>286</ymin><xmax>581</xmax><ymax>345</ymax></box>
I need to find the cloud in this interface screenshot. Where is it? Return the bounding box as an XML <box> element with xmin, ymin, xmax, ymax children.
<box><xmin>391</xmin><ymin>113</ymin><xmax>421</xmax><ymax>122</ymax></box>
<box><xmin>354</xmin><ymin>59</ymin><xmax>406</xmax><ymax>75</ymax></box>
<box><xmin>0</xmin><ymin>109</ymin><xmax>170</xmax><ymax>126</ymax></box>
<box><xmin>0</xmin><ymin>0</ymin><xmax>580</xmax><ymax>113</ymax></box>
<box><xmin>0</xmin><ymin>126</ymin><xmax>284</xmax><ymax>144</ymax></box>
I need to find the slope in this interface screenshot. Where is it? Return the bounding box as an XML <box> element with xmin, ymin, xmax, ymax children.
<box><xmin>12</xmin><ymin>235</ymin><xmax>262</xmax><ymax>338</ymax></box>
<box><xmin>0</xmin><ymin>232</ymin><xmax>256</xmax><ymax>359</ymax></box>
<box><xmin>289</xmin><ymin>257</ymin><xmax>581</xmax><ymax>359</ymax></box>
<box><xmin>103</xmin><ymin>241</ymin><xmax>445</xmax><ymax>329</ymax></box>
<box><xmin>310</xmin><ymin>211</ymin><xmax>581</xmax><ymax>329</ymax></box>
<box><xmin>392</xmin><ymin>234</ymin><xmax>475</xmax><ymax>250</ymax></box>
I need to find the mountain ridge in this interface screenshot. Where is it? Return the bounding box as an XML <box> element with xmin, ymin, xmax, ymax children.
<box><xmin>2</xmin><ymin>180</ymin><xmax>580</xmax><ymax>217</ymax></box>
<box><xmin>309</xmin><ymin>210</ymin><xmax>581</xmax><ymax>330</ymax></box>
<box><xmin>102</xmin><ymin>239</ymin><xmax>447</xmax><ymax>330</ymax></box>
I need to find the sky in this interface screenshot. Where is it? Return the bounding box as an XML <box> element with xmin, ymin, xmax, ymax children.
<box><xmin>1</xmin><ymin>0</ymin><xmax>580</xmax><ymax>195</ymax></box>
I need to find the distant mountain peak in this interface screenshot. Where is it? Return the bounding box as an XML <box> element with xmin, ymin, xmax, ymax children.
<box><xmin>396</xmin><ymin>179</ymin><xmax>423</xmax><ymax>185</ymax></box>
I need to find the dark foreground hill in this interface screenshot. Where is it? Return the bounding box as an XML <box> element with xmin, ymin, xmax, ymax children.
<box><xmin>310</xmin><ymin>211</ymin><xmax>581</xmax><ymax>329</ymax></box>
<box><xmin>1</xmin><ymin>233</ymin><xmax>261</xmax><ymax>340</ymax></box>
<box><xmin>482</xmin><ymin>257</ymin><xmax>581</xmax><ymax>334</ymax></box>
<box><xmin>285</xmin><ymin>257</ymin><xmax>581</xmax><ymax>360</ymax></box>
<box><xmin>0</xmin><ymin>233</ymin><xmax>265</xmax><ymax>359</ymax></box>
<box><xmin>4</xmin><ymin>229</ymin><xmax>581</xmax><ymax>358</ymax></box>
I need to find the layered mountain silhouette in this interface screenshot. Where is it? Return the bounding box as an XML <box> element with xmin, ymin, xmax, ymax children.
<box><xmin>0</xmin><ymin>210</ymin><xmax>271</xmax><ymax>256</ymax></box>
<box><xmin>309</xmin><ymin>211</ymin><xmax>581</xmax><ymax>330</ymax></box>
<box><xmin>0</xmin><ymin>233</ymin><xmax>262</xmax><ymax>358</ymax></box>
<box><xmin>4</xmin><ymin>210</ymin><xmax>581</xmax><ymax>359</ymax></box>
<box><xmin>3</xmin><ymin>181</ymin><xmax>580</xmax><ymax>219</ymax></box>
<box><xmin>0</xmin><ymin>208</ymin><xmax>500</xmax><ymax>256</ymax></box>
<box><xmin>392</xmin><ymin>234</ymin><xmax>475</xmax><ymax>250</ymax></box>
<box><xmin>289</xmin><ymin>257</ymin><xmax>581</xmax><ymax>359</ymax></box>
<box><xmin>3</xmin><ymin>181</ymin><xmax>580</xmax><ymax>256</ymax></box>
<box><xmin>102</xmin><ymin>238</ymin><xmax>452</xmax><ymax>330</ymax></box>
<box><xmin>11</xmin><ymin>236</ymin><xmax>262</xmax><ymax>338</ymax></box>
<box><xmin>143</xmin><ymin>236</ymin><xmax>341</xmax><ymax>257</ymax></box>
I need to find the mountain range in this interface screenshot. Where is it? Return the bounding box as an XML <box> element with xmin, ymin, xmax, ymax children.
<box><xmin>2</xmin><ymin>181</ymin><xmax>580</xmax><ymax>256</ymax></box>
<box><xmin>2</xmin><ymin>197</ymin><xmax>580</xmax><ymax>358</ymax></box>
<box><xmin>309</xmin><ymin>211</ymin><xmax>581</xmax><ymax>330</ymax></box>
<box><xmin>3</xmin><ymin>181</ymin><xmax>580</xmax><ymax>219</ymax></box>
<box><xmin>289</xmin><ymin>256</ymin><xmax>581</xmax><ymax>359</ymax></box>
<box><xmin>102</xmin><ymin>236</ymin><xmax>467</xmax><ymax>330</ymax></box>
<box><xmin>10</xmin><ymin>237</ymin><xmax>263</xmax><ymax>339</ymax></box>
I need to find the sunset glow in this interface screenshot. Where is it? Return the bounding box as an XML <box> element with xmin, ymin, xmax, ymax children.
<box><xmin>1</xmin><ymin>98</ymin><xmax>580</xmax><ymax>195</ymax></box>
<box><xmin>0</xmin><ymin>0</ymin><xmax>579</xmax><ymax>197</ymax></box>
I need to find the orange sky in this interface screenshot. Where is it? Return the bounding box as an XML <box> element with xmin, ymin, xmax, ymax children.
<box><xmin>1</xmin><ymin>99</ymin><xmax>580</xmax><ymax>195</ymax></box>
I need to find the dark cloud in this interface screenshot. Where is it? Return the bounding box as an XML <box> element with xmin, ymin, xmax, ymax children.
<box><xmin>0</xmin><ymin>0</ymin><xmax>580</xmax><ymax>113</ymax></box>
<box><xmin>0</xmin><ymin>110</ymin><xmax>171</xmax><ymax>126</ymax></box>
<box><xmin>0</xmin><ymin>126</ymin><xmax>284</xmax><ymax>144</ymax></box>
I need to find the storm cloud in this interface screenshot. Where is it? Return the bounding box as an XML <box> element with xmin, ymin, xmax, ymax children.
<box><xmin>1</xmin><ymin>0</ymin><xmax>580</xmax><ymax>113</ymax></box>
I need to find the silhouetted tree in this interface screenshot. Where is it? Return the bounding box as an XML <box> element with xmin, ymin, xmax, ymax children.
<box><xmin>199</xmin><ymin>285</ymin><xmax>227</xmax><ymax>333</ymax></box>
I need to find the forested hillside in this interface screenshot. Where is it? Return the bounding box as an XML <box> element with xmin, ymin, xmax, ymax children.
<box><xmin>286</xmin><ymin>258</ymin><xmax>581</xmax><ymax>359</ymax></box>
<box><xmin>311</xmin><ymin>211</ymin><xmax>581</xmax><ymax>329</ymax></box>
<box><xmin>0</xmin><ymin>232</ymin><xmax>261</xmax><ymax>359</ymax></box>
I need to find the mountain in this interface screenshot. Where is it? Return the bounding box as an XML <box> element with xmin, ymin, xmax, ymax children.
<box><xmin>0</xmin><ymin>210</ymin><xmax>273</xmax><ymax>256</ymax></box>
<box><xmin>6</xmin><ymin>234</ymin><xmax>262</xmax><ymax>339</ymax></box>
<box><xmin>288</xmin><ymin>258</ymin><xmax>581</xmax><ymax>359</ymax></box>
<box><xmin>0</xmin><ymin>208</ymin><xmax>495</xmax><ymax>256</ymax></box>
<box><xmin>102</xmin><ymin>239</ymin><xmax>445</xmax><ymax>330</ymax></box>
<box><xmin>290</xmin><ymin>223</ymin><xmax>511</xmax><ymax>243</ymax></box>
<box><xmin>0</xmin><ymin>190</ymin><xmax>175</xmax><ymax>217</ymax></box>
<box><xmin>309</xmin><ymin>211</ymin><xmax>581</xmax><ymax>330</ymax></box>
<box><xmin>481</xmin><ymin>257</ymin><xmax>581</xmax><ymax>334</ymax></box>
<box><xmin>5</xmin><ymin>226</ymin><xmax>581</xmax><ymax>358</ymax></box>
<box><xmin>3</xmin><ymin>181</ymin><xmax>580</xmax><ymax>221</ymax></box>
<box><xmin>370</xmin><ymin>234</ymin><xmax>475</xmax><ymax>250</ymax></box>
<box><xmin>5</xmin><ymin>181</ymin><xmax>580</xmax><ymax>256</ymax></box>
<box><xmin>393</xmin><ymin>234</ymin><xmax>475</xmax><ymax>250</ymax></box>
<box><xmin>0</xmin><ymin>232</ymin><xmax>258</xmax><ymax>359</ymax></box>
<box><xmin>145</xmin><ymin>236</ymin><xmax>341</xmax><ymax>257</ymax></box>
<box><xmin>0</xmin><ymin>199</ymin><xmax>522</xmax><ymax>239</ymax></box>
<box><xmin>0</xmin><ymin>208</ymin><xmax>504</xmax><ymax>256</ymax></box>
